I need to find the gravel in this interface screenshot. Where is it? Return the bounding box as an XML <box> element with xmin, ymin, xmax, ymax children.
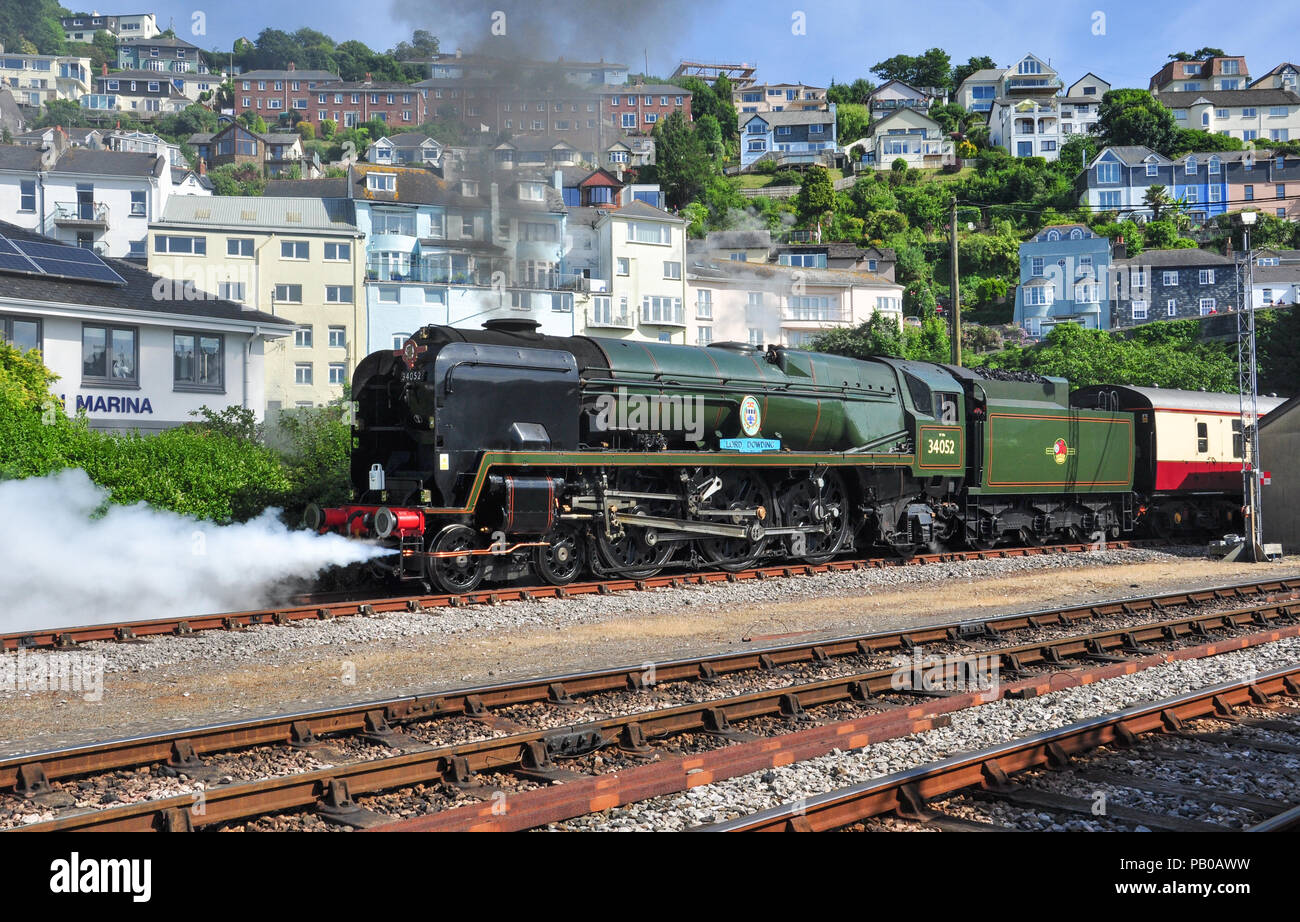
<box><xmin>548</xmin><ymin>636</ymin><xmax>1300</xmax><ymax>831</ymax></box>
<box><xmin>53</xmin><ymin>545</ymin><xmax>1227</xmax><ymax>676</ymax></box>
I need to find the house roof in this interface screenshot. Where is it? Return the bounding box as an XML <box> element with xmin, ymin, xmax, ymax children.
<box><xmin>686</xmin><ymin>257</ymin><xmax>895</xmax><ymax>288</ymax></box>
<box><xmin>959</xmin><ymin>68</ymin><xmax>1004</xmax><ymax>87</ymax></box>
<box><xmin>118</xmin><ymin>34</ymin><xmax>201</xmax><ymax>50</ymax></box>
<box><xmin>740</xmin><ymin>108</ymin><xmax>835</xmax><ymax>127</ymax></box>
<box><xmin>1091</xmin><ymin>145</ymin><xmax>1164</xmax><ymax>167</ymax></box>
<box><xmin>385</xmin><ymin>133</ymin><xmax>439</xmax><ymax>150</ymax></box>
<box><xmin>1258</xmin><ymin>389</ymin><xmax>1300</xmax><ymax>430</ymax></box>
<box><xmin>600</xmin><ymin>199</ymin><xmax>683</xmax><ymax>223</ymax></box>
<box><xmin>1150</xmin><ymin>56</ymin><xmax>1250</xmax><ymax>89</ymax></box>
<box><xmin>0</xmin><ymin>146</ymin><xmax>48</xmax><ymax>171</ymax></box>
<box><xmin>100</xmin><ymin>69</ymin><xmax>207</xmax><ymax>81</ymax></box>
<box><xmin>702</xmin><ymin>230</ymin><xmax>772</xmax><ymax>248</ymax></box>
<box><xmin>867</xmin><ymin>107</ymin><xmax>940</xmax><ymax>133</ymax></box>
<box><xmin>1156</xmin><ymin>88</ymin><xmax>1300</xmax><ymax>107</ymax></box>
<box><xmin>264</xmin><ymin>178</ymin><xmax>350</xmax><ymax>199</ymax></box>
<box><xmin>157</xmin><ymin>196</ymin><xmax>359</xmax><ymax>233</ymax></box>
<box><xmin>1250</xmin><ymin>63</ymin><xmax>1300</xmax><ymax>88</ymax></box>
<box><xmin>0</xmin><ymin>220</ymin><xmax>288</xmax><ymax>327</ymax></box>
<box><xmin>869</xmin><ymin>79</ymin><xmax>933</xmax><ymax>99</ymax></box>
<box><xmin>598</xmin><ymin>84</ymin><xmax>689</xmax><ymax>96</ymax></box>
<box><xmin>49</xmin><ymin>149</ymin><xmax>165</xmax><ymax>178</ymax></box>
<box><xmin>235</xmin><ymin>69</ymin><xmax>341</xmax><ymax>82</ymax></box>
<box><xmin>1113</xmin><ymin>248</ymin><xmax>1235</xmax><ymax>267</ymax></box>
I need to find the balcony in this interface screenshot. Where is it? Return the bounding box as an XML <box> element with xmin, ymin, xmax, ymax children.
<box><xmin>782</xmin><ymin>309</ymin><xmax>849</xmax><ymax>326</ymax></box>
<box><xmin>640</xmin><ymin>306</ymin><xmax>686</xmax><ymax>327</ymax></box>
<box><xmin>51</xmin><ymin>201</ymin><xmax>110</xmax><ymax>227</ymax></box>
<box><xmin>586</xmin><ymin>310</ymin><xmax>635</xmax><ymax>330</ymax></box>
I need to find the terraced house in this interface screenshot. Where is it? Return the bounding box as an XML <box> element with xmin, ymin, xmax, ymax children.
<box><xmin>146</xmin><ymin>196</ymin><xmax>365</xmax><ymax>412</ymax></box>
<box><xmin>266</xmin><ymin>162</ymin><xmax>576</xmax><ymax>351</ymax></box>
<box><xmin>739</xmin><ymin>106</ymin><xmax>837</xmax><ymax>169</ymax></box>
<box><xmin>1012</xmin><ymin>224</ymin><xmax>1113</xmax><ymax>337</ymax></box>
<box><xmin>1109</xmin><ymin>247</ymin><xmax>1238</xmax><ymax>328</ymax></box>
<box><xmin>0</xmin><ymin>52</ymin><xmax>91</xmax><ymax>108</ymax></box>
<box><xmin>1155</xmin><ymin>88</ymin><xmax>1300</xmax><ymax>143</ymax></box>
<box><xmin>734</xmin><ymin>82</ymin><xmax>827</xmax><ymax>113</ymax></box>
<box><xmin>116</xmin><ymin>35</ymin><xmax>207</xmax><ymax>74</ymax></box>
<box><xmin>233</xmin><ymin>66</ymin><xmax>343</xmax><ymax>125</ymax></box>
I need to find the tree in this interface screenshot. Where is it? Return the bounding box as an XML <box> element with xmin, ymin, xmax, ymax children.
<box><xmin>389</xmin><ymin>29</ymin><xmax>439</xmax><ymax>60</ymax></box>
<box><xmin>952</xmin><ymin>55</ymin><xmax>998</xmax><ymax>89</ymax></box>
<box><xmin>1169</xmin><ymin>129</ymin><xmax>1244</xmax><ymax>156</ymax></box>
<box><xmin>652</xmin><ymin>111</ymin><xmax>713</xmax><ymax>209</ymax></box>
<box><xmin>694</xmin><ymin>113</ymin><xmax>724</xmax><ymax>159</ymax></box>
<box><xmin>826</xmin><ymin>78</ymin><xmax>875</xmax><ymax>105</ymax></box>
<box><xmin>1143</xmin><ymin>184</ymin><xmax>1175</xmax><ymax>221</ymax></box>
<box><xmin>34</xmin><ymin>98</ymin><xmax>88</xmax><ymax>129</ymax></box>
<box><xmin>320</xmin><ymin>119</ymin><xmax>337</xmax><ymax>140</ymax></box>
<box><xmin>836</xmin><ymin>103</ymin><xmax>871</xmax><ymax>145</ymax></box>
<box><xmin>871</xmin><ymin>48</ymin><xmax>952</xmax><ymax>90</ymax></box>
<box><xmin>1168</xmin><ymin>48</ymin><xmax>1227</xmax><ymax>61</ymax></box>
<box><xmin>1095</xmin><ymin>89</ymin><xmax>1180</xmax><ymax>155</ymax></box>
<box><xmin>710</xmin><ymin>74</ymin><xmax>738</xmax><ymax>144</ymax></box>
<box><xmin>812</xmin><ymin>312</ymin><xmax>906</xmax><ymax>358</ymax></box>
<box><xmin>796</xmin><ymin>165</ymin><xmax>835</xmax><ymax>230</ymax></box>
<box><xmin>296</xmin><ymin>120</ymin><xmax>316</xmax><ymax>141</ymax></box>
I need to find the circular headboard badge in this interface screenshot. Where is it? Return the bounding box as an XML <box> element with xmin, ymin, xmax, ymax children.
<box><xmin>739</xmin><ymin>395</ymin><xmax>762</xmax><ymax>436</ymax></box>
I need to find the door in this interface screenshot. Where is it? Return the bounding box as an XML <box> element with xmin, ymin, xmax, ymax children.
<box><xmin>76</xmin><ymin>183</ymin><xmax>94</xmax><ymax>221</ymax></box>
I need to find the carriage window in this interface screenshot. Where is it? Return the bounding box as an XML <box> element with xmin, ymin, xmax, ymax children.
<box><xmin>1197</xmin><ymin>422</ymin><xmax>1208</xmax><ymax>453</ymax></box>
<box><xmin>1232</xmin><ymin>419</ymin><xmax>1243</xmax><ymax>458</ymax></box>
<box><xmin>935</xmin><ymin>392</ymin><xmax>959</xmax><ymax>424</ymax></box>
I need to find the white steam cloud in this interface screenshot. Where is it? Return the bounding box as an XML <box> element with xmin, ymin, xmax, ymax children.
<box><xmin>0</xmin><ymin>469</ymin><xmax>387</xmax><ymax>633</ymax></box>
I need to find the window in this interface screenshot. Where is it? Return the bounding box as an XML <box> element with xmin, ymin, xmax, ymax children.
<box><xmin>1199</xmin><ymin>298</ymin><xmax>1216</xmax><ymax>315</ymax></box>
<box><xmin>370</xmin><ymin>210</ymin><xmax>415</xmax><ymax>236</ymax></box>
<box><xmin>1185</xmin><ymin>156</ymin><xmax>1197</xmax><ymax>175</ymax></box>
<box><xmin>295</xmin><ymin>363</ymin><xmax>313</xmax><ymax>385</ymax></box>
<box><xmin>628</xmin><ymin>221</ymin><xmax>669</xmax><ymax>244</ymax></box>
<box><xmin>1270</xmin><ymin>106</ymin><xmax>1288</xmax><ymax>118</ymax></box>
<box><xmin>154</xmin><ymin>235</ymin><xmax>205</xmax><ymax>254</ymax></box>
<box><xmin>325</xmin><ymin>285</ymin><xmax>353</xmax><ymax>304</ymax></box>
<box><xmin>1026</xmin><ymin>286</ymin><xmax>1051</xmax><ymax>306</ymax></box>
<box><xmin>1131</xmin><ymin>269</ymin><xmax>1147</xmax><ymax>287</ymax></box>
<box><xmin>274</xmin><ymin>284</ymin><xmax>302</xmax><ymax>303</ymax></box>
<box><xmin>1132</xmin><ymin>300</ymin><xmax>1148</xmax><ymax>320</ymax></box>
<box><xmin>1242</xmin><ymin>107</ymin><xmax>1257</xmax><ymax>118</ymax></box>
<box><xmin>1263</xmin><ymin>288</ymin><xmax>1275</xmax><ymax>305</ymax></box>
<box><xmin>1208</xmin><ymin>157</ymin><xmax>1220</xmax><ymax>174</ymax></box>
<box><xmin>19</xmin><ymin>180</ymin><xmax>35</xmax><ymax>212</ymax></box>
<box><xmin>641</xmin><ymin>296</ymin><xmax>682</xmax><ymax>324</ymax></box>
<box><xmin>696</xmin><ymin>290</ymin><xmax>712</xmax><ymax>318</ymax></box>
<box><xmin>1099</xmin><ymin>191</ymin><xmax>1121</xmax><ymax>208</ymax></box>
<box><xmin>1030</xmin><ymin>256</ymin><xmax>1045</xmax><ymax>277</ymax></box>
<box><xmin>227</xmin><ymin>237</ymin><xmax>253</xmax><ymax>257</ymax></box>
<box><xmin>82</xmin><ymin>325</ymin><xmax>137</xmax><ymax>385</ymax></box>
<box><xmin>129</xmin><ymin>190</ymin><xmax>146</xmax><ymax>216</ymax></box>
<box><xmin>324</xmin><ymin>242</ymin><xmax>350</xmax><ymax>261</ymax></box>
<box><xmin>1278</xmin><ymin>184</ymin><xmax>1287</xmax><ymax>199</ymax></box>
<box><xmin>1167</xmin><ymin>299</ymin><xmax>1178</xmax><ymax>316</ymax></box>
<box><xmin>748</xmin><ymin>328</ymin><xmax>763</xmax><ymax>346</ymax></box>
<box><xmin>392</xmin><ymin>333</ymin><xmax>410</xmax><ymax>350</ymax></box>
<box><xmin>1197</xmin><ymin>422</ymin><xmax>1209</xmax><ymax>453</ymax></box>
<box><xmin>696</xmin><ymin>326</ymin><xmax>712</xmax><ymax>345</ymax></box>
<box><xmin>1245</xmin><ymin>185</ymin><xmax>1255</xmax><ymax>201</ymax></box>
<box><xmin>616</xmin><ymin>257</ymin><xmax>629</xmax><ymax>276</ymax></box>
<box><xmin>1</xmin><ymin>315</ymin><xmax>41</xmax><ymax>353</ymax></box>
<box><xmin>462</xmin><ymin>216</ymin><xmax>474</xmax><ymax>236</ymax></box>
<box><xmin>1163</xmin><ymin>271</ymin><xmax>1178</xmax><ymax>286</ymax></box>
<box><xmin>1210</xmin><ymin>185</ymin><xmax>1222</xmax><ymax>202</ymax></box>
<box><xmin>1185</xmin><ymin>186</ymin><xmax>1199</xmax><ymax>204</ymax></box>
<box><xmin>218</xmin><ymin>281</ymin><xmax>245</xmax><ymax>302</ymax></box>
<box><xmin>376</xmin><ymin>286</ymin><xmax>398</xmax><ymax>303</ymax></box>
<box><xmin>1232</xmin><ymin>419</ymin><xmax>1244</xmax><ymax>458</ymax></box>
<box><xmin>328</xmin><ymin>326</ymin><xmax>346</xmax><ymax>349</ymax></box>
<box><xmin>747</xmin><ymin>291</ymin><xmax>763</xmax><ymax>307</ymax></box>
<box><xmin>663</xmin><ymin>261</ymin><xmax>681</xmax><ymax>279</ymax></box>
<box><xmin>281</xmin><ymin>240</ymin><xmax>308</xmax><ymax>260</ymax></box>
<box><xmin>294</xmin><ymin>327</ymin><xmax>313</xmax><ymax>348</ymax></box>
<box><xmin>367</xmin><ymin>173</ymin><xmax>395</xmax><ymax>192</ymax></box>
<box><xmin>1199</xmin><ymin>269</ymin><xmax>1215</xmax><ymax>285</ymax></box>
<box><xmin>1096</xmin><ymin>162</ymin><xmax>1120</xmax><ymax>182</ymax></box>
<box><xmin>173</xmin><ymin>332</ymin><xmax>223</xmax><ymax>390</ymax></box>
<box><xmin>328</xmin><ymin>363</ymin><xmax>346</xmax><ymax>385</ymax></box>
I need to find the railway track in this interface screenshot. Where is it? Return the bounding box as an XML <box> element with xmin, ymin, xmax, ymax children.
<box><xmin>5</xmin><ymin>578</ymin><xmax>1298</xmax><ymax>832</ymax></box>
<box><xmin>701</xmin><ymin>665</ymin><xmax>1300</xmax><ymax>832</ymax></box>
<box><xmin>1</xmin><ymin>539</ymin><xmax>1164</xmax><ymax>653</ymax></box>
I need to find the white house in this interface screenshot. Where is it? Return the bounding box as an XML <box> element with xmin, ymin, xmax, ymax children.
<box><xmin>0</xmin><ymin>220</ymin><xmax>291</xmax><ymax>432</ymax></box>
<box><xmin>988</xmin><ymin>73</ymin><xmax>1110</xmax><ymax>161</ymax></box>
<box><xmin>848</xmin><ymin>108</ymin><xmax>954</xmax><ymax>170</ymax></box>
<box><xmin>0</xmin><ymin>146</ymin><xmax>207</xmax><ymax>259</ymax></box>
<box><xmin>685</xmin><ymin>259</ymin><xmax>903</xmax><ymax>349</ymax></box>
<box><xmin>1155</xmin><ymin>88</ymin><xmax>1300</xmax><ymax>143</ymax></box>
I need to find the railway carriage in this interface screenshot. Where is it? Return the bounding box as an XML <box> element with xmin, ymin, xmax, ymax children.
<box><xmin>308</xmin><ymin>320</ymin><xmax>1143</xmax><ymax>593</ymax></box>
<box><xmin>1071</xmin><ymin>386</ymin><xmax>1284</xmax><ymax>536</ymax></box>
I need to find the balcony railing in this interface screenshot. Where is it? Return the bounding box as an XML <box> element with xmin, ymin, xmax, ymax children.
<box><xmin>365</xmin><ymin>263</ymin><xmax>587</xmax><ymax>292</ymax></box>
<box><xmin>51</xmin><ymin>201</ymin><xmax>110</xmax><ymax>225</ymax></box>
<box><xmin>586</xmin><ymin>311</ymin><xmax>635</xmax><ymax>329</ymax></box>
<box><xmin>782</xmin><ymin>309</ymin><xmax>849</xmax><ymax>325</ymax></box>
<box><xmin>640</xmin><ymin>307</ymin><xmax>686</xmax><ymax>326</ymax></box>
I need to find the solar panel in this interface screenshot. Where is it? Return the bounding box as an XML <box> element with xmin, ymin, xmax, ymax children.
<box><xmin>7</xmin><ymin>237</ymin><xmax>127</xmax><ymax>286</ymax></box>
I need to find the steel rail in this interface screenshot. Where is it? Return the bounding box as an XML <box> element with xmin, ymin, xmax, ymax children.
<box><xmin>2</xmin><ymin>579</ymin><xmax>1295</xmax><ymax>794</ymax></box>
<box><xmin>11</xmin><ymin>609</ymin><xmax>1300</xmax><ymax>832</ymax></box>
<box><xmin>700</xmin><ymin>665</ymin><xmax>1300</xmax><ymax>832</ymax></box>
<box><xmin>1</xmin><ymin>540</ymin><xmax>1172</xmax><ymax>652</ymax></box>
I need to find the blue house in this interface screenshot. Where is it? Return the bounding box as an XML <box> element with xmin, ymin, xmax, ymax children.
<box><xmin>1169</xmin><ymin>153</ymin><xmax>1229</xmax><ymax>222</ymax></box>
<box><xmin>1013</xmin><ymin>223</ymin><xmax>1113</xmax><ymax>336</ymax></box>
<box><xmin>739</xmin><ymin>105</ymin><xmax>837</xmax><ymax>169</ymax></box>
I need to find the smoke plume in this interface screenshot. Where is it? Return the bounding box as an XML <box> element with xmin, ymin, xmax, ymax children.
<box><xmin>0</xmin><ymin>469</ymin><xmax>386</xmax><ymax>633</ymax></box>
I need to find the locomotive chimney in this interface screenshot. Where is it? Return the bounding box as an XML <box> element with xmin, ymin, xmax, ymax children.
<box><xmin>483</xmin><ymin>317</ymin><xmax>541</xmax><ymax>333</ymax></box>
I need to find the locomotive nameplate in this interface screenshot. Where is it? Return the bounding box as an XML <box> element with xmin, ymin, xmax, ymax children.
<box><xmin>720</xmin><ymin>438</ymin><xmax>781</xmax><ymax>453</ymax></box>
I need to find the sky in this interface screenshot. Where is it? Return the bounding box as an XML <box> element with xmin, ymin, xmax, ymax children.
<box><xmin>150</xmin><ymin>0</ymin><xmax>1300</xmax><ymax>91</ymax></box>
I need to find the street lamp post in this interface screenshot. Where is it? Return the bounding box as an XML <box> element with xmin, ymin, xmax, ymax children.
<box><xmin>1237</xmin><ymin>211</ymin><xmax>1263</xmax><ymax>561</ymax></box>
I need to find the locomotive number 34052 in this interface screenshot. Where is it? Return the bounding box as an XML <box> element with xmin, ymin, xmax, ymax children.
<box><xmin>927</xmin><ymin>437</ymin><xmax>957</xmax><ymax>455</ymax></box>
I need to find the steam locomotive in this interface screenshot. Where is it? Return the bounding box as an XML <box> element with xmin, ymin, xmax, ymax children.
<box><xmin>304</xmin><ymin>319</ymin><xmax>1273</xmax><ymax>594</ymax></box>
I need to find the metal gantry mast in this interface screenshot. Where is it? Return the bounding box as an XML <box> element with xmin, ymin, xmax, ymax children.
<box><xmin>1236</xmin><ymin>215</ymin><xmax>1263</xmax><ymax>561</ymax></box>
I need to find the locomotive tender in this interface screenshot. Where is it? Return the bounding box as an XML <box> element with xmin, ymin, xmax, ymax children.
<box><xmin>308</xmin><ymin>319</ymin><xmax>1159</xmax><ymax>594</ymax></box>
